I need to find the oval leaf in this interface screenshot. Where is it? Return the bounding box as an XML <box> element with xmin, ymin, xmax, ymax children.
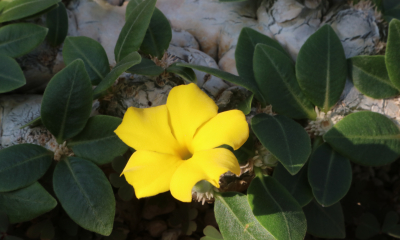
<box><xmin>63</xmin><ymin>36</ymin><xmax>110</xmax><ymax>85</ymax></box>
<box><xmin>253</xmin><ymin>44</ymin><xmax>316</xmax><ymax>119</ymax></box>
<box><xmin>273</xmin><ymin>163</ymin><xmax>313</xmax><ymax>207</ymax></box>
<box><xmin>53</xmin><ymin>157</ymin><xmax>115</xmax><ymax>236</ymax></box>
<box><xmin>0</xmin><ymin>55</ymin><xmax>26</xmax><ymax>93</ymax></box>
<box><xmin>0</xmin><ymin>144</ymin><xmax>53</xmax><ymax>192</ymax></box>
<box><xmin>386</xmin><ymin>19</ymin><xmax>400</xmax><ymax>90</ymax></box>
<box><xmin>324</xmin><ymin>111</ymin><xmax>400</xmax><ymax>166</ymax></box>
<box><xmin>114</xmin><ymin>0</ymin><xmax>156</xmax><ymax>62</ymax></box>
<box><xmin>127</xmin><ymin>58</ymin><xmax>164</xmax><ymax>76</ymax></box>
<box><xmin>0</xmin><ymin>0</ymin><xmax>60</xmax><ymax>23</ymax></box>
<box><xmin>214</xmin><ymin>192</ymin><xmax>275</xmax><ymax>240</ymax></box>
<box><xmin>251</xmin><ymin>113</ymin><xmax>311</xmax><ymax>175</ymax></box>
<box><xmin>247</xmin><ymin>174</ymin><xmax>307</xmax><ymax>240</ymax></box>
<box><xmin>93</xmin><ymin>52</ymin><xmax>141</xmax><ymax>99</ymax></box>
<box><xmin>46</xmin><ymin>2</ymin><xmax>68</xmax><ymax>46</ymax></box>
<box><xmin>308</xmin><ymin>143</ymin><xmax>352</xmax><ymax>207</ymax></box>
<box><xmin>303</xmin><ymin>200</ymin><xmax>346</xmax><ymax>239</ymax></box>
<box><xmin>166</xmin><ymin>63</ymin><xmax>197</xmax><ymax>83</ymax></box>
<box><xmin>68</xmin><ymin>115</ymin><xmax>128</xmax><ymax>165</ymax></box>
<box><xmin>140</xmin><ymin>8</ymin><xmax>172</xmax><ymax>59</ymax></box>
<box><xmin>0</xmin><ymin>182</ymin><xmax>57</xmax><ymax>223</ymax></box>
<box><xmin>348</xmin><ymin>55</ymin><xmax>398</xmax><ymax>99</ymax></box>
<box><xmin>296</xmin><ymin>25</ymin><xmax>347</xmax><ymax>112</ymax></box>
<box><xmin>0</xmin><ymin>23</ymin><xmax>48</xmax><ymax>58</ymax></box>
<box><xmin>382</xmin><ymin>211</ymin><xmax>399</xmax><ymax>233</ymax></box>
<box><xmin>355</xmin><ymin>213</ymin><xmax>381</xmax><ymax>239</ymax></box>
<box><xmin>41</xmin><ymin>59</ymin><xmax>93</xmax><ymax>144</ymax></box>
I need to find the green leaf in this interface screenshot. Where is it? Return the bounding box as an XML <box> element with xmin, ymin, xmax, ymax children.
<box><xmin>109</xmin><ymin>173</ymin><xmax>126</xmax><ymax>188</ymax></box>
<box><xmin>348</xmin><ymin>55</ymin><xmax>399</xmax><ymax>99</ymax></box>
<box><xmin>296</xmin><ymin>25</ymin><xmax>347</xmax><ymax>112</ymax></box>
<box><xmin>0</xmin><ymin>182</ymin><xmax>57</xmax><ymax>223</ymax></box>
<box><xmin>324</xmin><ymin>111</ymin><xmax>400</xmax><ymax>166</ymax></box>
<box><xmin>53</xmin><ymin>157</ymin><xmax>115</xmax><ymax>236</ymax></box>
<box><xmin>93</xmin><ymin>52</ymin><xmax>141</xmax><ymax>99</ymax></box>
<box><xmin>46</xmin><ymin>3</ymin><xmax>68</xmax><ymax>46</ymax></box>
<box><xmin>356</xmin><ymin>213</ymin><xmax>381</xmax><ymax>239</ymax></box>
<box><xmin>127</xmin><ymin>58</ymin><xmax>164</xmax><ymax>76</ymax></box>
<box><xmin>201</xmin><ymin>226</ymin><xmax>223</xmax><ymax>240</ymax></box>
<box><xmin>214</xmin><ymin>192</ymin><xmax>275</xmax><ymax>240</ymax></box>
<box><xmin>140</xmin><ymin>8</ymin><xmax>172</xmax><ymax>59</ymax></box>
<box><xmin>237</xmin><ymin>93</ymin><xmax>253</xmax><ymax>115</ymax></box>
<box><xmin>68</xmin><ymin>115</ymin><xmax>128</xmax><ymax>165</ymax></box>
<box><xmin>251</xmin><ymin>113</ymin><xmax>311</xmax><ymax>175</ymax></box>
<box><xmin>0</xmin><ymin>0</ymin><xmax>60</xmax><ymax>23</ymax></box>
<box><xmin>0</xmin><ymin>212</ymin><xmax>9</xmax><ymax>233</ymax></box>
<box><xmin>41</xmin><ymin>59</ymin><xmax>93</xmax><ymax>144</ymax></box>
<box><xmin>0</xmin><ymin>23</ymin><xmax>48</xmax><ymax>58</ymax></box>
<box><xmin>63</xmin><ymin>36</ymin><xmax>110</xmax><ymax>85</ymax></box>
<box><xmin>253</xmin><ymin>44</ymin><xmax>316</xmax><ymax>119</ymax></box>
<box><xmin>303</xmin><ymin>200</ymin><xmax>346</xmax><ymax>239</ymax></box>
<box><xmin>166</xmin><ymin>63</ymin><xmax>197</xmax><ymax>83</ymax></box>
<box><xmin>112</xmin><ymin>156</ymin><xmax>128</xmax><ymax>174</ymax></box>
<box><xmin>175</xmin><ymin>63</ymin><xmax>264</xmax><ymax>103</ymax></box>
<box><xmin>382</xmin><ymin>211</ymin><xmax>399</xmax><ymax>233</ymax></box>
<box><xmin>117</xmin><ymin>184</ymin><xmax>134</xmax><ymax>201</ymax></box>
<box><xmin>19</xmin><ymin>116</ymin><xmax>42</xmax><ymax>129</ymax></box>
<box><xmin>233</xmin><ymin>135</ymin><xmax>255</xmax><ymax>164</ymax></box>
<box><xmin>236</xmin><ymin>27</ymin><xmax>288</xmax><ymax>99</ymax></box>
<box><xmin>125</xmin><ymin>0</ymin><xmax>144</xmax><ymax>18</ymax></box>
<box><xmin>0</xmin><ymin>144</ymin><xmax>53</xmax><ymax>192</ymax></box>
<box><xmin>386</xmin><ymin>19</ymin><xmax>400</xmax><ymax>90</ymax></box>
<box><xmin>273</xmin><ymin>163</ymin><xmax>313</xmax><ymax>207</ymax></box>
<box><xmin>0</xmin><ymin>54</ymin><xmax>26</xmax><ymax>93</ymax></box>
<box><xmin>308</xmin><ymin>143</ymin><xmax>352</xmax><ymax>207</ymax></box>
<box><xmin>114</xmin><ymin>0</ymin><xmax>156</xmax><ymax>62</ymax></box>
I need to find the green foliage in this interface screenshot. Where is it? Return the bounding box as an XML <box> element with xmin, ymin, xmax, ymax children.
<box><xmin>201</xmin><ymin>226</ymin><xmax>223</xmax><ymax>240</ymax></box>
<box><xmin>247</xmin><ymin>173</ymin><xmax>307</xmax><ymax>240</ymax></box>
<box><xmin>324</xmin><ymin>111</ymin><xmax>400</xmax><ymax>166</ymax></box>
<box><xmin>0</xmin><ymin>144</ymin><xmax>53</xmax><ymax>192</ymax></box>
<box><xmin>253</xmin><ymin>44</ymin><xmax>316</xmax><ymax>119</ymax></box>
<box><xmin>0</xmin><ymin>212</ymin><xmax>9</xmax><ymax>233</ymax></box>
<box><xmin>214</xmin><ymin>192</ymin><xmax>275</xmax><ymax>240</ymax></box>
<box><xmin>296</xmin><ymin>25</ymin><xmax>347</xmax><ymax>113</ymax></box>
<box><xmin>0</xmin><ymin>55</ymin><xmax>26</xmax><ymax>93</ymax></box>
<box><xmin>41</xmin><ymin>59</ymin><xmax>93</xmax><ymax>144</ymax></box>
<box><xmin>127</xmin><ymin>58</ymin><xmax>164</xmax><ymax>76</ymax></box>
<box><xmin>166</xmin><ymin>63</ymin><xmax>197</xmax><ymax>83</ymax></box>
<box><xmin>308</xmin><ymin>143</ymin><xmax>352</xmax><ymax>207</ymax></box>
<box><xmin>236</xmin><ymin>93</ymin><xmax>254</xmax><ymax>115</ymax></box>
<box><xmin>53</xmin><ymin>157</ymin><xmax>115</xmax><ymax>236</ymax></box>
<box><xmin>0</xmin><ymin>0</ymin><xmax>60</xmax><ymax>23</ymax></box>
<box><xmin>63</xmin><ymin>36</ymin><xmax>110</xmax><ymax>85</ymax></box>
<box><xmin>251</xmin><ymin>114</ymin><xmax>311</xmax><ymax>175</ymax></box>
<box><xmin>0</xmin><ymin>182</ymin><xmax>57</xmax><ymax>223</ymax></box>
<box><xmin>303</xmin><ymin>201</ymin><xmax>346</xmax><ymax>239</ymax></box>
<box><xmin>356</xmin><ymin>213</ymin><xmax>381</xmax><ymax>239</ymax></box>
<box><xmin>46</xmin><ymin>3</ymin><xmax>68</xmax><ymax>46</ymax></box>
<box><xmin>386</xmin><ymin>19</ymin><xmax>400</xmax><ymax>90</ymax></box>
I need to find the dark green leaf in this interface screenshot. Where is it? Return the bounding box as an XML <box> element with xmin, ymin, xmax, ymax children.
<box><xmin>308</xmin><ymin>143</ymin><xmax>352</xmax><ymax>207</ymax></box>
<box><xmin>0</xmin><ymin>212</ymin><xmax>9</xmax><ymax>233</ymax></box>
<box><xmin>46</xmin><ymin>2</ymin><xmax>68</xmax><ymax>46</ymax></box>
<box><xmin>118</xmin><ymin>184</ymin><xmax>134</xmax><ymax>201</ymax></box>
<box><xmin>237</xmin><ymin>93</ymin><xmax>253</xmax><ymax>115</ymax></box>
<box><xmin>356</xmin><ymin>213</ymin><xmax>381</xmax><ymax>239</ymax></box>
<box><xmin>214</xmin><ymin>192</ymin><xmax>275</xmax><ymax>240</ymax></box>
<box><xmin>53</xmin><ymin>157</ymin><xmax>115</xmax><ymax>236</ymax></box>
<box><xmin>68</xmin><ymin>115</ymin><xmax>128</xmax><ymax>165</ymax></box>
<box><xmin>382</xmin><ymin>211</ymin><xmax>399</xmax><ymax>233</ymax></box>
<box><xmin>109</xmin><ymin>173</ymin><xmax>126</xmax><ymax>188</ymax></box>
<box><xmin>0</xmin><ymin>182</ymin><xmax>57</xmax><ymax>223</ymax></box>
<box><xmin>127</xmin><ymin>58</ymin><xmax>164</xmax><ymax>75</ymax></box>
<box><xmin>253</xmin><ymin>44</ymin><xmax>316</xmax><ymax>119</ymax></box>
<box><xmin>0</xmin><ymin>0</ymin><xmax>60</xmax><ymax>23</ymax></box>
<box><xmin>63</xmin><ymin>36</ymin><xmax>110</xmax><ymax>85</ymax></box>
<box><xmin>0</xmin><ymin>144</ymin><xmax>53</xmax><ymax>192</ymax></box>
<box><xmin>324</xmin><ymin>111</ymin><xmax>400</xmax><ymax>166</ymax></box>
<box><xmin>166</xmin><ymin>63</ymin><xmax>197</xmax><ymax>83</ymax></box>
<box><xmin>112</xmin><ymin>156</ymin><xmax>128</xmax><ymax>174</ymax></box>
<box><xmin>93</xmin><ymin>52</ymin><xmax>141</xmax><ymax>99</ymax></box>
<box><xmin>247</xmin><ymin>173</ymin><xmax>307</xmax><ymax>240</ymax></box>
<box><xmin>114</xmin><ymin>0</ymin><xmax>156</xmax><ymax>62</ymax></box>
<box><xmin>41</xmin><ymin>59</ymin><xmax>93</xmax><ymax>144</ymax></box>
<box><xmin>251</xmin><ymin>113</ymin><xmax>311</xmax><ymax>175</ymax></box>
<box><xmin>273</xmin><ymin>163</ymin><xmax>313</xmax><ymax>207</ymax></box>
<box><xmin>387</xmin><ymin>226</ymin><xmax>400</xmax><ymax>238</ymax></box>
<box><xmin>140</xmin><ymin>8</ymin><xmax>172</xmax><ymax>59</ymax></box>
<box><xmin>348</xmin><ymin>55</ymin><xmax>398</xmax><ymax>99</ymax></box>
<box><xmin>125</xmin><ymin>0</ymin><xmax>144</xmax><ymax>18</ymax></box>
<box><xmin>0</xmin><ymin>54</ymin><xmax>26</xmax><ymax>93</ymax></box>
<box><xmin>0</xmin><ymin>23</ymin><xmax>48</xmax><ymax>58</ymax></box>
<box><xmin>303</xmin><ymin>200</ymin><xmax>346</xmax><ymax>239</ymax></box>
<box><xmin>386</xmin><ymin>19</ymin><xmax>400</xmax><ymax>90</ymax></box>
<box><xmin>296</xmin><ymin>25</ymin><xmax>347</xmax><ymax>112</ymax></box>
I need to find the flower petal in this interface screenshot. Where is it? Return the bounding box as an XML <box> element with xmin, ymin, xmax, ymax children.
<box><xmin>170</xmin><ymin>148</ymin><xmax>240</xmax><ymax>202</ymax></box>
<box><xmin>192</xmin><ymin>110</ymin><xmax>249</xmax><ymax>152</ymax></box>
<box><xmin>114</xmin><ymin>105</ymin><xmax>182</xmax><ymax>156</ymax></box>
<box><xmin>123</xmin><ymin>150</ymin><xmax>183</xmax><ymax>199</ymax></box>
<box><xmin>166</xmin><ymin>83</ymin><xmax>218</xmax><ymax>153</ymax></box>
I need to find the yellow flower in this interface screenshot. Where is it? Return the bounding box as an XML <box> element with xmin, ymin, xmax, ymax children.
<box><xmin>114</xmin><ymin>83</ymin><xmax>249</xmax><ymax>202</ymax></box>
